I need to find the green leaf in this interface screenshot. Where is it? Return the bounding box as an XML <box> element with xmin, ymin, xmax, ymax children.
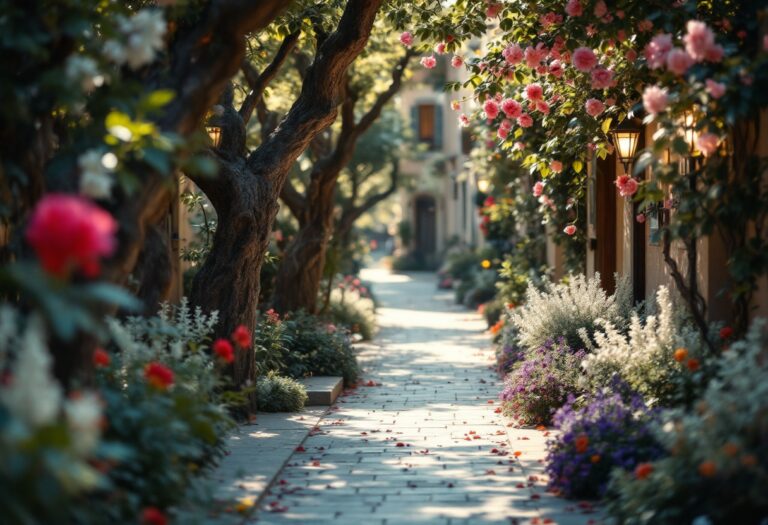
<box><xmin>140</xmin><ymin>89</ymin><xmax>176</xmax><ymax>112</ymax></box>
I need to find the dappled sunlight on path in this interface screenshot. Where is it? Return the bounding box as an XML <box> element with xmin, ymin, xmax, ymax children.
<box><xmin>253</xmin><ymin>269</ymin><xmax>603</xmax><ymax>525</ymax></box>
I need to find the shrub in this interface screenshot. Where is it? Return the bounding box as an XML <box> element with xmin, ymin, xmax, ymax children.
<box><xmin>495</xmin><ymin>310</ymin><xmax>526</xmax><ymax>375</ymax></box>
<box><xmin>510</xmin><ymin>273</ymin><xmax>632</xmax><ymax>351</ymax></box>
<box><xmin>462</xmin><ymin>269</ymin><xmax>498</xmax><ymax>309</ymax></box>
<box><xmin>606</xmin><ymin>320</ymin><xmax>768</xmax><ymax>525</ymax></box>
<box><xmin>499</xmin><ymin>340</ymin><xmax>585</xmax><ymax>426</ymax></box>
<box><xmin>97</xmin><ymin>300</ymin><xmax>234</xmax><ymax>519</ymax></box>
<box><xmin>545</xmin><ymin>386</ymin><xmax>665</xmax><ymax>499</ymax></box>
<box><xmin>445</xmin><ymin>250</ymin><xmax>482</xmax><ymax>281</ymax></box>
<box><xmin>0</xmin><ymin>309</ymin><xmax>111</xmax><ymax>524</ymax></box>
<box><xmin>483</xmin><ymin>297</ymin><xmax>505</xmax><ymax>327</ymax></box>
<box><xmin>280</xmin><ymin>311</ymin><xmax>360</xmax><ymax>386</ymax></box>
<box><xmin>327</xmin><ymin>283</ymin><xmax>376</xmax><ymax>341</ymax></box>
<box><xmin>581</xmin><ymin>286</ymin><xmax>712</xmax><ymax>407</ymax></box>
<box><xmin>256</xmin><ymin>373</ymin><xmax>308</xmax><ymax>412</ymax></box>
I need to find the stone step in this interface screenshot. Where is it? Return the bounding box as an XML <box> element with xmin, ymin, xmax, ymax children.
<box><xmin>299</xmin><ymin>376</ymin><xmax>344</xmax><ymax>406</ymax></box>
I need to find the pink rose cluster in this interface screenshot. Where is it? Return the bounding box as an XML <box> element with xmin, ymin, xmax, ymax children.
<box><xmin>615</xmin><ymin>175</ymin><xmax>639</xmax><ymax>197</ymax></box>
<box><xmin>642</xmin><ymin>85</ymin><xmax>669</xmax><ymax>115</ymax></box>
<box><xmin>420</xmin><ymin>55</ymin><xmax>437</xmax><ymax>69</ymax></box>
<box><xmin>399</xmin><ymin>32</ymin><xmax>413</xmax><ymax>47</ymax></box>
<box><xmin>644</xmin><ymin>21</ymin><xmax>723</xmax><ymax>75</ymax></box>
<box><xmin>585</xmin><ymin>98</ymin><xmax>605</xmax><ymax>117</ymax></box>
<box><xmin>696</xmin><ymin>132</ymin><xmax>721</xmax><ymax>157</ymax></box>
<box><xmin>26</xmin><ymin>194</ymin><xmax>118</xmax><ymax>278</ymax></box>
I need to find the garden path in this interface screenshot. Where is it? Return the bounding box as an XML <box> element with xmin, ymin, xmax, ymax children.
<box><xmin>252</xmin><ymin>269</ymin><xmax>603</xmax><ymax>525</ymax></box>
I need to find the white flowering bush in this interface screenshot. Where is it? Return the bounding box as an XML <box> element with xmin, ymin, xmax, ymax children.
<box><xmin>510</xmin><ymin>273</ymin><xmax>632</xmax><ymax>351</ymax></box>
<box><xmin>256</xmin><ymin>373</ymin><xmax>308</xmax><ymax>412</ymax></box>
<box><xmin>0</xmin><ymin>307</ymin><xmax>109</xmax><ymax>524</ymax></box>
<box><xmin>581</xmin><ymin>286</ymin><xmax>710</xmax><ymax>406</ymax></box>
<box><xmin>607</xmin><ymin>320</ymin><xmax>768</xmax><ymax>524</ymax></box>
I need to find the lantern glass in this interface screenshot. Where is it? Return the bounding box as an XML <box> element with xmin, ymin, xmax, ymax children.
<box><xmin>682</xmin><ymin>110</ymin><xmax>698</xmax><ymax>155</ymax></box>
<box><xmin>206</xmin><ymin>126</ymin><xmax>222</xmax><ymax>148</ymax></box>
<box><xmin>477</xmin><ymin>177</ymin><xmax>490</xmax><ymax>193</ymax></box>
<box><xmin>613</xmin><ymin>130</ymin><xmax>639</xmax><ymax>165</ymax></box>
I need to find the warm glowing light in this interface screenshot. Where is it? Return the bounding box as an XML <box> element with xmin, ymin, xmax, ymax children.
<box><xmin>206</xmin><ymin>126</ymin><xmax>222</xmax><ymax>148</ymax></box>
<box><xmin>610</xmin><ymin>119</ymin><xmax>642</xmax><ymax>174</ymax></box>
<box><xmin>477</xmin><ymin>176</ymin><xmax>490</xmax><ymax>193</ymax></box>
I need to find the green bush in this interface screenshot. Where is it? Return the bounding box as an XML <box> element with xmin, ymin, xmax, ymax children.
<box><xmin>391</xmin><ymin>252</ymin><xmax>440</xmax><ymax>271</ymax></box>
<box><xmin>259</xmin><ymin>311</ymin><xmax>360</xmax><ymax>387</ymax></box>
<box><xmin>327</xmin><ymin>287</ymin><xmax>376</xmax><ymax>341</ymax></box>
<box><xmin>94</xmin><ymin>300</ymin><xmax>234</xmax><ymax>520</ymax></box>
<box><xmin>482</xmin><ymin>297</ymin><xmax>505</xmax><ymax>327</ymax></box>
<box><xmin>606</xmin><ymin>320</ymin><xmax>768</xmax><ymax>524</ymax></box>
<box><xmin>462</xmin><ymin>269</ymin><xmax>498</xmax><ymax>309</ymax></box>
<box><xmin>256</xmin><ymin>373</ymin><xmax>308</xmax><ymax>412</ymax></box>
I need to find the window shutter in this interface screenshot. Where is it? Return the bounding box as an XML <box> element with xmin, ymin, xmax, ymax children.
<box><xmin>410</xmin><ymin>105</ymin><xmax>419</xmax><ymax>141</ymax></box>
<box><xmin>434</xmin><ymin>105</ymin><xmax>443</xmax><ymax>150</ymax></box>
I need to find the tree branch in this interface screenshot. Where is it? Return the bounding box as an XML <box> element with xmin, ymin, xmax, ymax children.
<box><xmin>337</xmin><ymin>158</ymin><xmax>398</xmax><ymax>239</ymax></box>
<box><xmin>280</xmin><ymin>179</ymin><xmax>307</xmax><ymax>222</ymax></box>
<box><xmin>239</xmin><ymin>30</ymin><xmax>300</xmax><ymax>124</ymax></box>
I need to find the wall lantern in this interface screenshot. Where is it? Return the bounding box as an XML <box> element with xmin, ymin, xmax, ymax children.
<box><xmin>206</xmin><ymin>125</ymin><xmax>222</xmax><ymax>148</ymax></box>
<box><xmin>682</xmin><ymin>109</ymin><xmax>699</xmax><ymax>156</ymax></box>
<box><xmin>476</xmin><ymin>174</ymin><xmax>491</xmax><ymax>193</ymax></box>
<box><xmin>611</xmin><ymin>119</ymin><xmax>641</xmax><ymax>174</ymax></box>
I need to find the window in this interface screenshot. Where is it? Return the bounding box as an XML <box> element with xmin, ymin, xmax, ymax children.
<box><xmin>418</xmin><ymin>104</ymin><xmax>435</xmax><ymax>145</ymax></box>
<box><xmin>411</xmin><ymin>102</ymin><xmax>443</xmax><ymax>151</ymax></box>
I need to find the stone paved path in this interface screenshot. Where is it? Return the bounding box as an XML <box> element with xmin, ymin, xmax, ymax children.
<box><xmin>253</xmin><ymin>269</ymin><xmax>603</xmax><ymax>525</ymax></box>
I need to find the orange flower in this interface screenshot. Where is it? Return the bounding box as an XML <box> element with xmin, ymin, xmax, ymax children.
<box><xmin>490</xmin><ymin>319</ymin><xmax>505</xmax><ymax>335</ymax></box>
<box><xmin>722</xmin><ymin>442</ymin><xmax>739</xmax><ymax>457</ymax></box>
<box><xmin>686</xmin><ymin>358</ymin><xmax>700</xmax><ymax>371</ymax></box>
<box><xmin>590</xmin><ymin>454</ymin><xmax>601</xmax><ymax>463</ymax></box>
<box><xmin>698</xmin><ymin>460</ymin><xmax>716</xmax><ymax>477</ymax></box>
<box><xmin>673</xmin><ymin>347</ymin><xmax>688</xmax><ymax>362</ymax></box>
<box><xmin>634</xmin><ymin>462</ymin><xmax>653</xmax><ymax>480</ymax></box>
<box><xmin>575</xmin><ymin>434</ymin><xmax>589</xmax><ymax>453</ymax></box>
<box><xmin>741</xmin><ymin>454</ymin><xmax>758</xmax><ymax>467</ymax></box>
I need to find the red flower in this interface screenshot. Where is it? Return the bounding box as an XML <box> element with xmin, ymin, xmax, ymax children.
<box><xmin>213</xmin><ymin>339</ymin><xmax>234</xmax><ymax>363</ymax></box>
<box><xmin>25</xmin><ymin>194</ymin><xmax>117</xmax><ymax>278</ymax></box>
<box><xmin>634</xmin><ymin>462</ymin><xmax>653</xmax><ymax>480</ymax></box>
<box><xmin>232</xmin><ymin>325</ymin><xmax>252</xmax><ymax>349</ymax></box>
<box><xmin>719</xmin><ymin>326</ymin><xmax>733</xmax><ymax>339</ymax></box>
<box><xmin>686</xmin><ymin>358</ymin><xmax>700</xmax><ymax>372</ymax></box>
<box><xmin>141</xmin><ymin>507</ymin><xmax>168</xmax><ymax>525</ymax></box>
<box><xmin>92</xmin><ymin>348</ymin><xmax>111</xmax><ymax>368</ymax></box>
<box><xmin>144</xmin><ymin>362</ymin><xmax>174</xmax><ymax>390</ymax></box>
<box><xmin>574</xmin><ymin>434</ymin><xmax>589</xmax><ymax>453</ymax></box>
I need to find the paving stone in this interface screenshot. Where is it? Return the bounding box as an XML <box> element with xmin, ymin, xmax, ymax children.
<box><xmin>241</xmin><ymin>269</ymin><xmax>606</xmax><ymax>525</ymax></box>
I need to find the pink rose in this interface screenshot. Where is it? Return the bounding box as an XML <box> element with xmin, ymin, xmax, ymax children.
<box><xmin>503</xmin><ymin>44</ymin><xmax>524</xmax><ymax>65</ymax></box>
<box><xmin>501</xmin><ymin>98</ymin><xmax>522</xmax><ymax>119</ymax></box>
<box><xmin>497</xmin><ymin>126</ymin><xmax>509</xmax><ymax>139</ymax></box>
<box><xmin>615</xmin><ymin>175</ymin><xmax>639</xmax><ymax>197</ymax></box>
<box><xmin>524</xmin><ymin>43</ymin><xmax>548</xmax><ymax>68</ymax></box>
<box><xmin>585</xmin><ymin>98</ymin><xmax>605</xmax><ymax>117</ymax></box>
<box><xmin>705</xmin><ymin>79</ymin><xmax>726</xmax><ymax>99</ymax></box>
<box><xmin>644</xmin><ymin>33</ymin><xmax>673</xmax><ymax>69</ymax></box>
<box><xmin>626</xmin><ymin>49</ymin><xmax>638</xmax><ymax>62</ymax></box>
<box><xmin>451</xmin><ymin>55</ymin><xmax>464</xmax><ymax>68</ymax></box>
<box><xmin>642</xmin><ymin>85</ymin><xmax>668</xmax><ymax>116</ymax></box>
<box><xmin>572</xmin><ymin>47</ymin><xmax>597</xmax><ymax>71</ymax></box>
<box><xmin>563</xmin><ymin>224</ymin><xmax>577</xmax><ymax>235</ymax></box>
<box><xmin>533</xmin><ymin>181</ymin><xmax>544</xmax><ymax>197</ymax></box>
<box><xmin>458</xmin><ymin>114</ymin><xmax>470</xmax><ymax>127</ymax></box>
<box><xmin>420</xmin><ymin>55</ymin><xmax>437</xmax><ymax>69</ymax></box>
<box><xmin>637</xmin><ymin>19</ymin><xmax>653</xmax><ymax>32</ymax></box>
<box><xmin>593</xmin><ymin>0</ymin><xmax>607</xmax><ymax>18</ymax></box>
<box><xmin>483</xmin><ymin>99</ymin><xmax>500</xmax><ymax>119</ymax></box>
<box><xmin>517</xmin><ymin>113</ymin><xmax>533</xmax><ymax>128</ymax></box>
<box><xmin>636</xmin><ymin>214</ymin><xmax>646</xmax><ymax>224</ymax></box>
<box><xmin>705</xmin><ymin>44</ymin><xmax>724</xmax><ymax>63</ymax></box>
<box><xmin>525</xmin><ymin>83</ymin><xmax>544</xmax><ymax>101</ymax></box>
<box><xmin>450</xmin><ymin>100</ymin><xmax>461</xmax><ymax>111</ymax></box>
<box><xmin>536</xmin><ymin>100</ymin><xmax>550</xmax><ymax>114</ymax></box>
<box><xmin>666</xmin><ymin>48</ymin><xmax>693</xmax><ymax>75</ymax></box>
<box><xmin>550</xmin><ymin>160</ymin><xmax>563</xmax><ymax>173</ymax></box>
<box><xmin>590</xmin><ymin>67</ymin><xmax>614</xmax><ymax>89</ymax></box>
<box><xmin>26</xmin><ymin>194</ymin><xmax>117</xmax><ymax>278</ymax></box>
<box><xmin>549</xmin><ymin>60</ymin><xmax>564</xmax><ymax>77</ymax></box>
<box><xmin>696</xmin><ymin>132</ymin><xmax>720</xmax><ymax>156</ymax></box>
<box><xmin>565</xmin><ymin>0</ymin><xmax>582</xmax><ymax>17</ymax></box>
<box><xmin>500</xmin><ymin>119</ymin><xmax>512</xmax><ymax>130</ymax></box>
<box><xmin>486</xmin><ymin>1</ymin><xmax>502</xmax><ymax>18</ymax></box>
<box><xmin>399</xmin><ymin>32</ymin><xmax>413</xmax><ymax>47</ymax></box>
<box><xmin>684</xmin><ymin>20</ymin><xmax>715</xmax><ymax>62</ymax></box>
<box><xmin>434</xmin><ymin>42</ymin><xmax>447</xmax><ymax>54</ymax></box>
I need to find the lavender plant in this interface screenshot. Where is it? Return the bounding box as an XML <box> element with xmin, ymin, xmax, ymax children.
<box><xmin>499</xmin><ymin>339</ymin><xmax>585</xmax><ymax>425</ymax></box>
<box><xmin>545</xmin><ymin>386</ymin><xmax>664</xmax><ymax>499</ymax></box>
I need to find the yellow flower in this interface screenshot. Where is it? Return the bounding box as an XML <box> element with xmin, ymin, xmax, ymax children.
<box><xmin>235</xmin><ymin>497</ymin><xmax>255</xmax><ymax>514</ymax></box>
<box><xmin>481</xmin><ymin>259</ymin><xmax>491</xmax><ymax>269</ymax></box>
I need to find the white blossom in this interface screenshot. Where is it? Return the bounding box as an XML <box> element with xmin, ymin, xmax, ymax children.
<box><xmin>0</xmin><ymin>317</ymin><xmax>63</xmax><ymax>429</ymax></box>
<box><xmin>65</xmin><ymin>55</ymin><xmax>105</xmax><ymax>92</ymax></box>
<box><xmin>64</xmin><ymin>392</ymin><xmax>103</xmax><ymax>456</ymax></box>
<box><xmin>106</xmin><ymin>10</ymin><xmax>167</xmax><ymax>70</ymax></box>
<box><xmin>78</xmin><ymin>150</ymin><xmax>114</xmax><ymax>199</ymax></box>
